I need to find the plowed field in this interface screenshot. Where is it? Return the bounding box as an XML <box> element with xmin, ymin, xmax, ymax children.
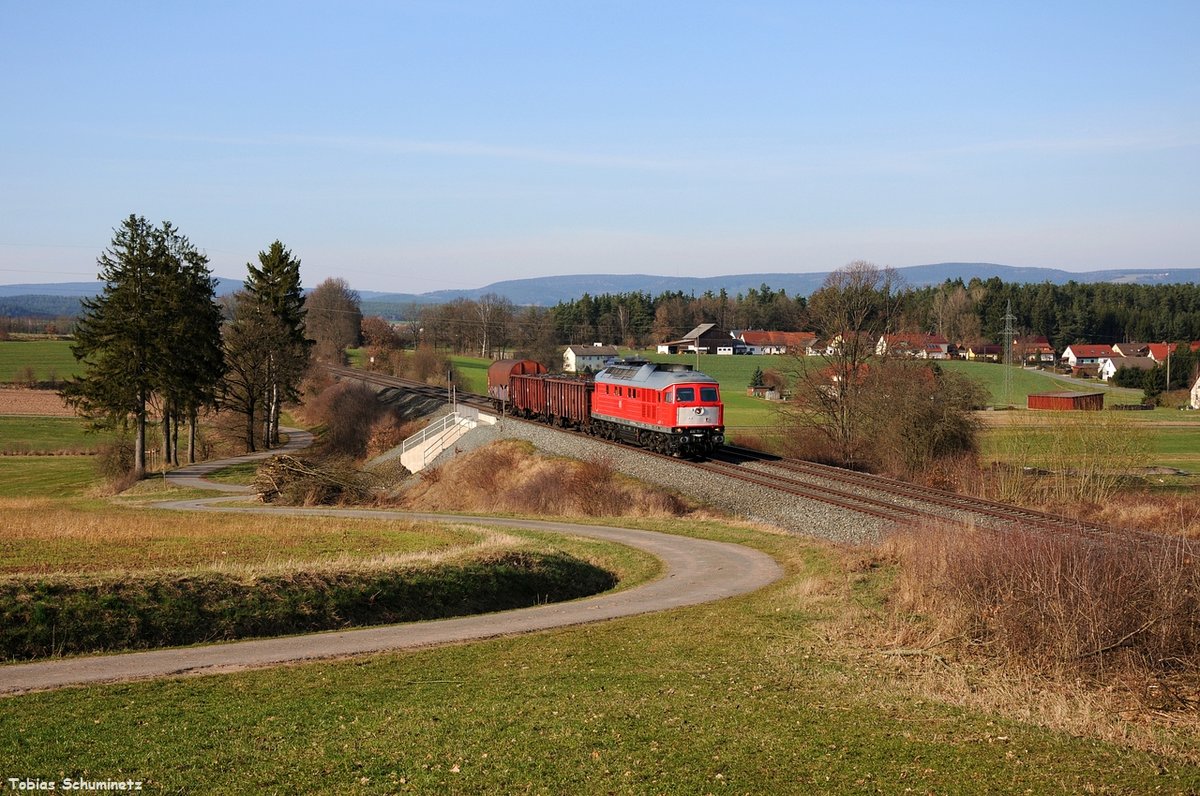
<box><xmin>0</xmin><ymin>389</ymin><xmax>74</xmax><ymax>416</ymax></box>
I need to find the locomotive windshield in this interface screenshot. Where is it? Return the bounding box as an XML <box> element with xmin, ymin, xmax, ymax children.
<box><xmin>670</xmin><ymin>386</ymin><xmax>719</xmax><ymax>403</ymax></box>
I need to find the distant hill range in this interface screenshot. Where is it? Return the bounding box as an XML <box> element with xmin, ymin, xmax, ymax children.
<box><xmin>2</xmin><ymin>264</ymin><xmax>1198</xmax><ymax>318</ymax></box>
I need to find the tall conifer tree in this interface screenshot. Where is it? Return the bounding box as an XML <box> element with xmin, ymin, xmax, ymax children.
<box><xmin>243</xmin><ymin>241</ymin><xmax>309</xmax><ymax>446</ymax></box>
<box><xmin>64</xmin><ymin>215</ymin><xmax>224</xmax><ymax>476</ymax></box>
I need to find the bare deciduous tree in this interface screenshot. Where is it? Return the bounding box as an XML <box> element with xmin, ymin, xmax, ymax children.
<box><xmin>782</xmin><ymin>261</ymin><xmax>902</xmax><ymax>467</ymax></box>
<box><xmin>306</xmin><ymin>278</ymin><xmax>362</xmax><ymax>363</ymax></box>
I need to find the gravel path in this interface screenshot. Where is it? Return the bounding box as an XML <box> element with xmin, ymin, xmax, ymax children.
<box><xmin>0</xmin><ymin>430</ymin><xmax>782</xmax><ymax>695</ymax></box>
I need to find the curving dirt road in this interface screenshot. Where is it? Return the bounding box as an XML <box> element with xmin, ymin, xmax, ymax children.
<box><xmin>1</xmin><ymin>432</ymin><xmax>782</xmax><ymax>695</ymax></box>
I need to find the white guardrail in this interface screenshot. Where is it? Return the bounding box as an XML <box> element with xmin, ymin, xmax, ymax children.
<box><xmin>398</xmin><ymin>406</ymin><xmax>497</xmax><ymax>472</ymax></box>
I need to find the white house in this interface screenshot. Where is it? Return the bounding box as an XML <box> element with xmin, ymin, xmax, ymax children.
<box><xmin>1061</xmin><ymin>344</ymin><xmax>1114</xmax><ymax>368</ymax></box>
<box><xmin>1191</xmin><ymin>374</ymin><xmax>1200</xmax><ymax>410</ymax></box>
<box><xmin>563</xmin><ymin>344</ymin><xmax>619</xmax><ymax>373</ymax></box>
<box><xmin>1097</xmin><ymin>355</ymin><xmax>1156</xmax><ymax>381</ymax></box>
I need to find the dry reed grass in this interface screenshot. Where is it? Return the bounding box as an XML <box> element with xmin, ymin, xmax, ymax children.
<box><xmin>399</xmin><ymin>440</ymin><xmax>694</xmax><ymax>518</ymax></box>
<box><xmin>1074</xmin><ymin>492</ymin><xmax>1200</xmax><ymax>539</ymax></box>
<box><xmin>792</xmin><ymin>539</ymin><xmax>1200</xmax><ymax>764</ymax></box>
<box><xmin>885</xmin><ymin>523</ymin><xmax>1200</xmax><ymax>677</ymax></box>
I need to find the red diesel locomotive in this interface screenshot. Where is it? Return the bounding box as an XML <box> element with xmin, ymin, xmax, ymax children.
<box><xmin>486</xmin><ymin>358</ymin><xmax>725</xmax><ymax>457</ymax></box>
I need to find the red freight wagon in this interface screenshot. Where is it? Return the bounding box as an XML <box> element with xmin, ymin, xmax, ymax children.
<box><xmin>487</xmin><ymin>359</ymin><xmax>547</xmax><ymax>407</ymax></box>
<box><xmin>509</xmin><ymin>373</ymin><xmax>550</xmax><ymax>418</ymax></box>
<box><xmin>547</xmin><ymin>377</ymin><xmax>594</xmax><ymax>428</ymax></box>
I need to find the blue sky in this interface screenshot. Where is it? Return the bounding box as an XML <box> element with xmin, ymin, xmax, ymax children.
<box><xmin>1</xmin><ymin>1</ymin><xmax>1197</xmax><ymax>294</ymax></box>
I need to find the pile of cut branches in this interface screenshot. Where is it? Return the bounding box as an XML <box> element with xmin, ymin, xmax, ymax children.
<box><xmin>253</xmin><ymin>455</ymin><xmax>382</xmax><ymax>505</ymax></box>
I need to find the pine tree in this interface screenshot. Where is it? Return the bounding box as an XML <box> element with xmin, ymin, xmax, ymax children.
<box><xmin>243</xmin><ymin>241</ymin><xmax>310</xmax><ymax>446</ymax></box>
<box><xmin>63</xmin><ymin>215</ymin><xmax>224</xmax><ymax>476</ymax></box>
<box><xmin>154</xmin><ymin>224</ymin><xmax>225</xmax><ymax>464</ymax></box>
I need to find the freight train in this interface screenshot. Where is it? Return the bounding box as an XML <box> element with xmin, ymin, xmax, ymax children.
<box><xmin>487</xmin><ymin>358</ymin><xmax>725</xmax><ymax>457</ymax></box>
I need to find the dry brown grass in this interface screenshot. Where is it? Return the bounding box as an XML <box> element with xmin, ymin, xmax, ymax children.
<box><xmin>787</xmin><ymin>537</ymin><xmax>1200</xmax><ymax>764</ymax></box>
<box><xmin>0</xmin><ymin>497</ymin><xmax>480</xmax><ymax>576</ymax></box>
<box><xmin>399</xmin><ymin>440</ymin><xmax>695</xmax><ymax>518</ymax></box>
<box><xmin>886</xmin><ymin>523</ymin><xmax>1200</xmax><ymax>677</ymax></box>
<box><xmin>1073</xmin><ymin>492</ymin><xmax>1200</xmax><ymax>539</ymax></box>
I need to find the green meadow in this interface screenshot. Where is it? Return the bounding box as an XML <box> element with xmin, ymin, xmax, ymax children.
<box><xmin>0</xmin><ymin>416</ymin><xmax>106</xmax><ymax>454</ymax></box>
<box><xmin>0</xmin><ymin>339</ymin><xmax>81</xmax><ymax>383</ymax></box>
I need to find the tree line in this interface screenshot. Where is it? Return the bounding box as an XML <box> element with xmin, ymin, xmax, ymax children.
<box><xmin>63</xmin><ymin>215</ymin><xmax>362</xmax><ymax>477</ymax></box>
<box><xmin>389</xmin><ymin>278</ymin><xmax>1200</xmax><ymax>368</ymax></box>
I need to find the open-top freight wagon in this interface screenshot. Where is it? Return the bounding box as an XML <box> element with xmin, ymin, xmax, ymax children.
<box><xmin>487</xmin><ymin>358</ymin><xmax>725</xmax><ymax>457</ymax></box>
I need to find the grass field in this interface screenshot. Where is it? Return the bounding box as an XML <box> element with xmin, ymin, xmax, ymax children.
<box><xmin>0</xmin><ymin>501</ymin><xmax>484</xmax><ymax>574</ymax></box>
<box><xmin>1</xmin><ymin>403</ymin><xmax>1197</xmax><ymax>788</ymax></box>
<box><xmin>0</xmin><ymin>339</ymin><xmax>81</xmax><ymax>383</ymax></box>
<box><xmin>0</xmin><ymin>416</ymin><xmax>107</xmax><ymax>454</ymax></box>
<box><xmin>0</xmin><ymin>456</ymin><xmax>100</xmax><ymax>497</ymax></box>
<box><xmin>450</xmin><ymin>354</ymin><xmax>490</xmax><ymax>394</ymax></box>
<box><xmin>2</xmin><ymin>519</ymin><xmax>1195</xmax><ymax>792</ymax></box>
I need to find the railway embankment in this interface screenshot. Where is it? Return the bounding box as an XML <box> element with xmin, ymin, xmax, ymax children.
<box><xmin>422</xmin><ymin>417</ymin><xmax>890</xmax><ymax>544</ymax></box>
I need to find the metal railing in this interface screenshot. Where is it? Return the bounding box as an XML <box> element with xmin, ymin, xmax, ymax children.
<box><xmin>399</xmin><ymin>411</ymin><xmax>480</xmax><ymax>470</ymax></box>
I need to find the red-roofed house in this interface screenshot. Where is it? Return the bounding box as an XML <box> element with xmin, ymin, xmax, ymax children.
<box><xmin>876</xmin><ymin>333</ymin><xmax>953</xmax><ymax>360</ymax></box>
<box><xmin>1013</xmin><ymin>335</ymin><xmax>1057</xmax><ymax>365</ymax></box>
<box><xmin>737</xmin><ymin>330</ymin><xmax>818</xmax><ymax>355</ymax></box>
<box><xmin>1147</xmin><ymin>343</ymin><xmax>1179</xmax><ymax>363</ymax></box>
<box><xmin>1061</xmin><ymin>344</ymin><xmax>1114</xmax><ymax>368</ymax></box>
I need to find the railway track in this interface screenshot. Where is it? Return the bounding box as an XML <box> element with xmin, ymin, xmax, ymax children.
<box><xmin>329</xmin><ymin>365</ymin><xmax>1191</xmax><ymax>547</ymax></box>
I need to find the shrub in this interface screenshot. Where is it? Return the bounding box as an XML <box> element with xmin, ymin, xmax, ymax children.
<box><xmin>887</xmin><ymin>523</ymin><xmax>1200</xmax><ymax>679</ymax></box>
<box><xmin>401</xmin><ymin>441</ymin><xmax>690</xmax><ymax>518</ymax></box>
<box><xmin>95</xmin><ymin>435</ymin><xmax>135</xmax><ymax>480</ymax></box>
<box><xmin>306</xmin><ymin>380</ymin><xmax>386</xmax><ymax>459</ymax></box>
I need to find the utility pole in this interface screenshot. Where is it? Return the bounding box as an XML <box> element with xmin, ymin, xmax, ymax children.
<box><xmin>1002</xmin><ymin>300</ymin><xmax>1016</xmax><ymax>408</ymax></box>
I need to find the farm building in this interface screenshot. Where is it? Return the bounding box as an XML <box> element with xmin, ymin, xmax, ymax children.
<box><xmin>1111</xmin><ymin>342</ymin><xmax>1149</xmax><ymax>358</ymax></box>
<box><xmin>1097</xmin><ymin>355</ymin><xmax>1156</xmax><ymax>381</ymax></box>
<box><xmin>1146</xmin><ymin>342</ymin><xmax>1179</xmax><ymax>363</ymax></box>
<box><xmin>1013</xmin><ymin>335</ymin><xmax>1057</xmax><ymax>365</ymax></box>
<box><xmin>875</xmin><ymin>332</ymin><xmax>953</xmax><ymax>360</ymax></box>
<box><xmin>656</xmin><ymin>323</ymin><xmax>737</xmax><ymax>355</ymax></box>
<box><xmin>965</xmin><ymin>344</ymin><xmax>1003</xmax><ymax>362</ymax></box>
<box><xmin>1027</xmin><ymin>391</ymin><xmax>1105</xmax><ymax>411</ymax></box>
<box><xmin>736</xmin><ymin>330</ymin><xmax>817</xmax><ymax>355</ymax></box>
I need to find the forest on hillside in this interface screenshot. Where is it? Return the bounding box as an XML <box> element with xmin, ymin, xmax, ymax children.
<box><xmin>403</xmin><ymin>278</ymin><xmax>1200</xmax><ymax>361</ymax></box>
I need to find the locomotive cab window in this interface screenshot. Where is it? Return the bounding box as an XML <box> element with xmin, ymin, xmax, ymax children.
<box><xmin>700</xmin><ymin>387</ymin><xmax>718</xmax><ymax>402</ymax></box>
<box><xmin>676</xmin><ymin>387</ymin><xmax>695</xmax><ymax>402</ymax></box>
<box><xmin>664</xmin><ymin>390</ymin><xmax>674</xmax><ymax>403</ymax></box>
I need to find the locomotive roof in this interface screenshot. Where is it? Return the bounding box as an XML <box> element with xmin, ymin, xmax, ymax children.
<box><xmin>595</xmin><ymin>360</ymin><xmax>718</xmax><ymax>388</ymax></box>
